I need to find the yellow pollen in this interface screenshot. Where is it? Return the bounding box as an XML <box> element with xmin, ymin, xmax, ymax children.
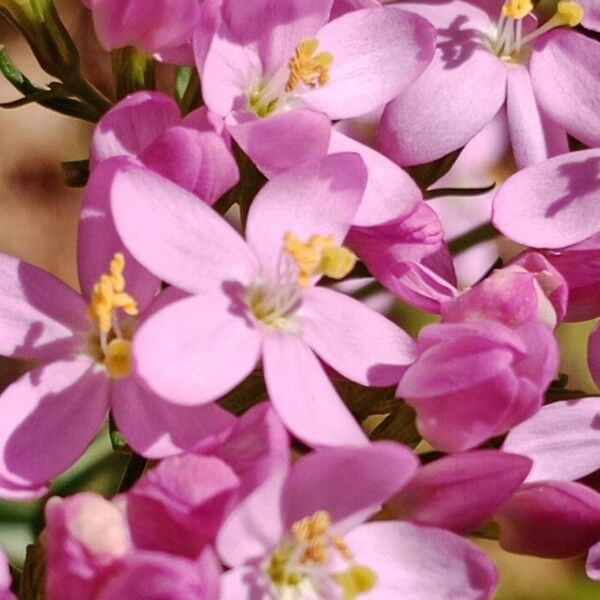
<box><xmin>555</xmin><ymin>1</ymin><xmax>583</xmax><ymax>27</ymax></box>
<box><xmin>284</xmin><ymin>233</ymin><xmax>356</xmax><ymax>287</ymax></box>
<box><xmin>104</xmin><ymin>338</ymin><xmax>133</xmax><ymax>379</ymax></box>
<box><xmin>335</xmin><ymin>565</ymin><xmax>378</xmax><ymax>600</ymax></box>
<box><xmin>286</xmin><ymin>38</ymin><xmax>333</xmax><ymax>93</ymax></box>
<box><xmin>502</xmin><ymin>0</ymin><xmax>533</xmax><ymax>19</ymax></box>
<box><xmin>87</xmin><ymin>253</ymin><xmax>138</xmax><ymax>334</ymax></box>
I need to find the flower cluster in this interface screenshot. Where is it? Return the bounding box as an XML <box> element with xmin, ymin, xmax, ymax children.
<box><xmin>0</xmin><ymin>0</ymin><xmax>598</xmax><ymax>598</ymax></box>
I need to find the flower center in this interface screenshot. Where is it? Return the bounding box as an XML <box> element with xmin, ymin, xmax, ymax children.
<box><xmin>246</xmin><ymin>233</ymin><xmax>356</xmax><ymax>331</ymax></box>
<box><xmin>248</xmin><ymin>38</ymin><xmax>333</xmax><ymax>118</ymax></box>
<box><xmin>265</xmin><ymin>511</ymin><xmax>377</xmax><ymax>600</ymax></box>
<box><xmin>492</xmin><ymin>0</ymin><xmax>583</xmax><ymax>61</ymax></box>
<box><xmin>85</xmin><ymin>252</ymin><xmax>138</xmax><ymax>379</ymax></box>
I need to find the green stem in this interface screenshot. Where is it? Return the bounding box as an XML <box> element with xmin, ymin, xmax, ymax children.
<box><xmin>111</xmin><ymin>46</ymin><xmax>155</xmax><ymax>100</ymax></box>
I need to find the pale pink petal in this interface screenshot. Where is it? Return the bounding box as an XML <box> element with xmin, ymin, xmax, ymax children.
<box><xmin>220</xmin><ymin>567</ymin><xmax>269</xmax><ymax>600</ymax></box>
<box><xmin>579</xmin><ymin>0</ymin><xmax>600</xmax><ymax>31</ymax></box>
<box><xmin>492</xmin><ymin>149</ymin><xmax>600</xmax><ymax>249</ymax></box>
<box><xmin>111</xmin><ymin>377</ymin><xmax>236</xmax><ymax>459</ymax></box>
<box><xmin>90</xmin><ymin>91</ymin><xmax>180</xmax><ymax>168</ymax></box>
<box><xmin>503</xmin><ymin>397</ymin><xmax>600</xmax><ymax>483</ymax></box>
<box><xmin>0</xmin><ymin>253</ymin><xmax>86</xmax><ymax>361</ymax></box>
<box><xmin>506</xmin><ymin>65</ymin><xmax>548</xmax><ymax>169</ymax></box>
<box><xmin>0</xmin><ymin>357</ymin><xmax>109</xmax><ymax>487</ymax></box>
<box><xmin>0</xmin><ymin>476</ymin><xmax>47</xmax><ymax>501</ymax></box>
<box><xmin>391</xmin><ymin>450</ymin><xmax>532</xmax><ymax>533</ymax></box>
<box><xmin>262</xmin><ymin>332</ymin><xmax>367</xmax><ymax>447</ymax></box>
<box><xmin>282</xmin><ymin>443</ymin><xmax>419</xmax><ymax>533</ymax></box>
<box><xmin>246</xmin><ymin>153</ymin><xmax>366</xmax><ymax>277</ymax></box>
<box><xmin>305</xmin><ymin>7</ymin><xmax>436</xmax><ymax>119</ymax></box>
<box><xmin>587</xmin><ymin>542</ymin><xmax>600</xmax><ymax>581</ymax></box>
<box><xmin>110</xmin><ymin>160</ymin><xmax>258</xmax><ymax>293</ymax></box>
<box><xmin>79</xmin><ymin>157</ymin><xmax>161</xmax><ymax>310</ymax></box>
<box><xmin>227</xmin><ymin>109</ymin><xmax>332</xmax><ymax>178</ymax></box>
<box><xmin>344</xmin><ymin>522</ymin><xmax>498</xmax><ymax>599</ymax></box>
<box><xmin>299</xmin><ymin>286</ymin><xmax>415</xmax><ymax>386</ymax></box>
<box><xmin>132</xmin><ymin>292</ymin><xmax>262</xmax><ymax>406</ymax></box>
<box><xmin>531</xmin><ymin>30</ymin><xmax>600</xmax><ymax>149</ymax></box>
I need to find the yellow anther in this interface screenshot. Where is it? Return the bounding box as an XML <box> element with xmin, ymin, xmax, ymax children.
<box><xmin>555</xmin><ymin>1</ymin><xmax>583</xmax><ymax>26</ymax></box>
<box><xmin>284</xmin><ymin>233</ymin><xmax>356</xmax><ymax>287</ymax></box>
<box><xmin>104</xmin><ymin>338</ymin><xmax>133</xmax><ymax>379</ymax></box>
<box><xmin>335</xmin><ymin>565</ymin><xmax>378</xmax><ymax>600</ymax></box>
<box><xmin>286</xmin><ymin>38</ymin><xmax>333</xmax><ymax>92</ymax></box>
<box><xmin>87</xmin><ymin>252</ymin><xmax>138</xmax><ymax>333</ymax></box>
<box><xmin>502</xmin><ymin>0</ymin><xmax>533</xmax><ymax>19</ymax></box>
<box><xmin>292</xmin><ymin>510</ymin><xmax>331</xmax><ymax>544</ymax></box>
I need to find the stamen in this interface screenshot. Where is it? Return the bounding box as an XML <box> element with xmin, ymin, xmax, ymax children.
<box><xmin>284</xmin><ymin>233</ymin><xmax>357</xmax><ymax>287</ymax></box>
<box><xmin>519</xmin><ymin>1</ymin><xmax>583</xmax><ymax>47</ymax></box>
<box><xmin>286</xmin><ymin>38</ymin><xmax>333</xmax><ymax>93</ymax></box>
<box><xmin>335</xmin><ymin>565</ymin><xmax>377</xmax><ymax>600</ymax></box>
<box><xmin>502</xmin><ymin>0</ymin><xmax>533</xmax><ymax>20</ymax></box>
<box><xmin>104</xmin><ymin>338</ymin><xmax>133</xmax><ymax>379</ymax></box>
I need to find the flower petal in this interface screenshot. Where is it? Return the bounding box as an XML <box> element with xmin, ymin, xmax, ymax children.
<box><xmin>0</xmin><ymin>253</ymin><xmax>86</xmax><ymax>361</ymax></box>
<box><xmin>344</xmin><ymin>521</ymin><xmax>498</xmax><ymax>599</ymax></box>
<box><xmin>132</xmin><ymin>292</ymin><xmax>262</xmax><ymax>406</ymax></box>
<box><xmin>246</xmin><ymin>153</ymin><xmax>366</xmax><ymax>277</ymax></box>
<box><xmin>305</xmin><ymin>7</ymin><xmax>436</xmax><ymax>119</ymax></box>
<box><xmin>299</xmin><ymin>286</ymin><xmax>415</xmax><ymax>386</ymax></box>
<box><xmin>110</xmin><ymin>160</ymin><xmax>257</xmax><ymax>293</ymax></box>
<box><xmin>0</xmin><ymin>357</ymin><xmax>109</xmax><ymax>488</ymax></box>
<box><xmin>503</xmin><ymin>397</ymin><xmax>600</xmax><ymax>482</ymax></box>
<box><xmin>492</xmin><ymin>149</ymin><xmax>600</xmax><ymax>249</ymax></box>
<box><xmin>587</xmin><ymin>541</ymin><xmax>600</xmax><ymax>581</ymax></box>
<box><xmin>262</xmin><ymin>332</ymin><xmax>367</xmax><ymax>447</ymax></box>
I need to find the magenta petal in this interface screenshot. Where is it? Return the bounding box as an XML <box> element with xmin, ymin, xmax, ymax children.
<box><xmin>79</xmin><ymin>157</ymin><xmax>160</xmax><ymax>309</ymax></box>
<box><xmin>299</xmin><ymin>286</ymin><xmax>415</xmax><ymax>386</ymax></box>
<box><xmin>282</xmin><ymin>443</ymin><xmax>418</xmax><ymax>533</ymax></box>
<box><xmin>90</xmin><ymin>91</ymin><xmax>180</xmax><ymax>168</ymax></box>
<box><xmin>0</xmin><ymin>254</ymin><xmax>86</xmax><ymax>361</ymax></box>
<box><xmin>493</xmin><ymin>149</ymin><xmax>600</xmax><ymax>249</ymax></box>
<box><xmin>0</xmin><ymin>476</ymin><xmax>47</xmax><ymax>501</ymax></box>
<box><xmin>344</xmin><ymin>522</ymin><xmax>498</xmax><ymax>599</ymax></box>
<box><xmin>133</xmin><ymin>292</ymin><xmax>262</xmax><ymax>406</ymax></box>
<box><xmin>227</xmin><ymin>109</ymin><xmax>332</xmax><ymax>178</ymax></box>
<box><xmin>587</xmin><ymin>542</ymin><xmax>600</xmax><ymax>581</ymax></box>
<box><xmin>391</xmin><ymin>450</ymin><xmax>532</xmax><ymax>534</ymax></box>
<box><xmin>506</xmin><ymin>65</ymin><xmax>548</xmax><ymax>169</ymax></box>
<box><xmin>331</xmin><ymin>0</ymin><xmax>379</xmax><ymax>19</ymax></box>
<box><xmin>503</xmin><ymin>397</ymin><xmax>600</xmax><ymax>483</ymax></box>
<box><xmin>111</xmin><ymin>377</ymin><xmax>236</xmax><ymax>459</ymax></box>
<box><xmin>590</xmin><ymin>324</ymin><xmax>600</xmax><ymax>389</ymax></box>
<box><xmin>531</xmin><ymin>30</ymin><xmax>600</xmax><ymax>149</ymax></box>
<box><xmin>246</xmin><ymin>153</ymin><xmax>366</xmax><ymax>277</ymax></box>
<box><xmin>497</xmin><ymin>481</ymin><xmax>600</xmax><ymax>558</ymax></box>
<box><xmin>306</xmin><ymin>7</ymin><xmax>436</xmax><ymax>119</ymax></box>
<box><xmin>262</xmin><ymin>333</ymin><xmax>367</xmax><ymax>447</ymax></box>
<box><xmin>0</xmin><ymin>357</ymin><xmax>109</xmax><ymax>487</ymax></box>
<box><xmin>110</xmin><ymin>160</ymin><xmax>258</xmax><ymax>292</ymax></box>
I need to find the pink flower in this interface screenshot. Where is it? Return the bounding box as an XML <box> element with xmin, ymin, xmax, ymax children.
<box><xmin>217</xmin><ymin>444</ymin><xmax>498</xmax><ymax>599</ymax></box>
<box><xmin>110</xmin><ymin>153</ymin><xmax>416</xmax><ymax>447</ymax></box>
<box><xmin>91</xmin><ymin>91</ymin><xmax>239</xmax><ymax>207</ymax></box>
<box><xmin>0</xmin><ymin>546</ymin><xmax>13</xmax><ymax>600</ymax></box>
<box><xmin>200</xmin><ymin>0</ymin><xmax>436</xmax><ymax>175</ymax></box>
<box><xmin>380</xmin><ymin>0</ymin><xmax>593</xmax><ymax>169</ymax></box>
<box><xmin>397</xmin><ymin>320</ymin><xmax>558</xmax><ymax>452</ymax></box>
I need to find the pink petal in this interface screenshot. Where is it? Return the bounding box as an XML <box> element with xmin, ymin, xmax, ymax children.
<box><xmin>579</xmin><ymin>0</ymin><xmax>600</xmax><ymax>31</ymax></box>
<box><xmin>391</xmin><ymin>450</ymin><xmax>532</xmax><ymax>533</ymax></box>
<box><xmin>132</xmin><ymin>292</ymin><xmax>262</xmax><ymax>406</ymax></box>
<box><xmin>110</xmin><ymin>160</ymin><xmax>258</xmax><ymax>293</ymax></box>
<box><xmin>344</xmin><ymin>522</ymin><xmax>498</xmax><ymax>599</ymax></box>
<box><xmin>227</xmin><ymin>109</ymin><xmax>332</xmax><ymax>178</ymax></box>
<box><xmin>587</xmin><ymin>542</ymin><xmax>600</xmax><ymax>581</ymax></box>
<box><xmin>111</xmin><ymin>377</ymin><xmax>236</xmax><ymax>459</ymax></box>
<box><xmin>282</xmin><ymin>443</ymin><xmax>419</xmax><ymax>533</ymax></box>
<box><xmin>503</xmin><ymin>397</ymin><xmax>600</xmax><ymax>483</ymax></box>
<box><xmin>497</xmin><ymin>481</ymin><xmax>600</xmax><ymax>558</ymax></box>
<box><xmin>220</xmin><ymin>567</ymin><xmax>269</xmax><ymax>600</ymax></box>
<box><xmin>492</xmin><ymin>149</ymin><xmax>600</xmax><ymax>249</ymax></box>
<box><xmin>262</xmin><ymin>332</ymin><xmax>367</xmax><ymax>447</ymax></box>
<box><xmin>531</xmin><ymin>30</ymin><xmax>600</xmax><ymax>149</ymax></box>
<box><xmin>246</xmin><ymin>153</ymin><xmax>366</xmax><ymax>278</ymax></box>
<box><xmin>90</xmin><ymin>91</ymin><xmax>180</xmax><ymax>168</ymax></box>
<box><xmin>217</xmin><ymin>468</ymin><xmax>287</xmax><ymax>567</ymax></box>
<box><xmin>79</xmin><ymin>157</ymin><xmax>161</xmax><ymax>310</ymax></box>
<box><xmin>0</xmin><ymin>357</ymin><xmax>109</xmax><ymax>488</ymax></box>
<box><xmin>0</xmin><ymin>476</ymin><xmax>47</xmax><ymax>501</ymax></box>
<box><xmin>331</xmin><ymin>0</ymin><xmax>379</xmax><ymax>19</ymax></box>
<box><xmin>506</xmin><ymin>65</ymin><xmax>548</xmax><ymax>169</ymax></box>
<box><xmin>299</xmin><ymin>286</ymin><xmax>415</xmax><ymax>386</ymax></box>
<box><xmin>328</xmin><ymin>130</ymin><xmax>421</xmax><ymax>227</ymax></box>
<box><xmin>305</xmin><ymin>7</ymin><xmax>436</xmax><ymax>119</ymax></box>
<box><xmin>590</xmin><ymin>325</ymin><xmax>600</xmax><ymax>389</ymax></box>
<box><xmin>0</xmin><ymin>253</ymin><xmax>86</xmax><ymax>361</ymax></box>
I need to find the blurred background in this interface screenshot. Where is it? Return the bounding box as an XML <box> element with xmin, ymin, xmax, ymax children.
<box><xmin>0</xmin><ymin>1</ymin><xmax>597</xmax><ymax>598</ymax></box>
